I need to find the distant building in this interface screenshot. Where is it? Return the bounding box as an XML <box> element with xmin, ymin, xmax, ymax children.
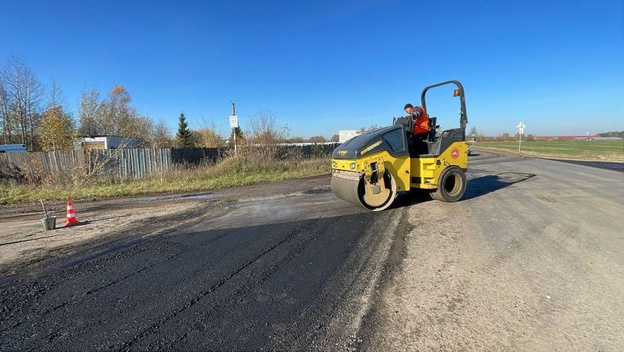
<box><xmin>339</xmin><ymin>130</ymin><xmax>360</xmax><ymax>143</ymax></box>
<box><xmin>76</xmin><ymin>136</ymin><xmax>144</xmax><ymax>150</ymax></box>
<box><xmin>0</xmin><ymin>144</ymin><xmax>27</xmax><ymax>153</ymax></box>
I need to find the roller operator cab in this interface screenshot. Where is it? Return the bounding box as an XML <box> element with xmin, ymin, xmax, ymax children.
<box><xmin>331</xmin><ymin>80</ymin><xmax>469</xmax><ymax>211</ymax></box>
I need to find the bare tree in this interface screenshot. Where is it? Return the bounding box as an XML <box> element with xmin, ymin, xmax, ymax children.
<box><xmin>0</xmin><ymin>82</ymin><xmax>13</xmax><ymax>144</ymax></box>
<box><xmin>123</xmin><ymin>115</ymin><xmax>154</xmax><ymax>142</ymax></box>
<box><xmin>359</xmin><ymin>124</ymin><xmax>380</xmax><ymax>133</ymax></box>
<box><xmin>100</xmin><ymin>84</ymin><xmax>135</xmax><ymax>135</ymax></box>
<box><xmin>196</xmin><ymin>121</ymin><xmax>223</xmax><ymax>148</ymax></box>
<box><xmin>78</xmin><ymin>86</ymin><xmax>102</xmax><ymax>137</ymax></box>
<box><xmin>47</xmin><ymin>79</ymin><xmax>66</xmax><ymax>109</ymax></box>
<box><xmin>151</xmin><ymin>120</ymin><xmax>173</xmax><ymax>147</ymax></box>
<box><xmin>246</xmin><ymin>109</ymin><xmax>289</xmax><ymax>145</ymax></box>
<box><xmin>0</xmin><ymin>56</ymin><xmax>44</xmax><ymax>149</ymax></box>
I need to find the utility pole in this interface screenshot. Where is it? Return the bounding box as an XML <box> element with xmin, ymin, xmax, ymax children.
<box><xmin>230</xmin><ymin>102</ymin><xmax>239</xmax><ymax>157</ymax></box>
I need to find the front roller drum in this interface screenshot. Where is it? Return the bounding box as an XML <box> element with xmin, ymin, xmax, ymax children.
<box><xmin>331</xmin><ymin>170</ymin><xmax>397</xmax><ymax>211</ymax></box>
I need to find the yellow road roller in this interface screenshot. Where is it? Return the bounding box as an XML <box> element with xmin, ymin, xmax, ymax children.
<box><xmin>331</xmin><ymin>80</ymin><xmax>469</xmax><ymax>211</ymax></box>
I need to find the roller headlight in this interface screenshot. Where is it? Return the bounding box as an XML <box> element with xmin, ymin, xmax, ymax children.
<box><xmin>350</xmin><ymin>162</ymin><xmax>356</xmax><ymax>170</ymax></box>
<box><xmin>332</xmin><ymin>161</ymin><xmax>338</xmax><ymax>168</ymax></box>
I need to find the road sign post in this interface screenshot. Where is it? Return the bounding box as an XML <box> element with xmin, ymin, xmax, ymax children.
<box><xmin>516</xmin><ymin>121</ymin><xmax>525</xmax><ymax>152</ymax></box>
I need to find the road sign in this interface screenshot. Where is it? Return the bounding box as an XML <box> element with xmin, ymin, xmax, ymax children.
<box><xmin>229</xmin><ymin>115</ymin><xmax>239</xmax><ymax>128</ymax></box>
<box><xmin>516</xmin><ymin>121</ymin><xmax>525</xmax><ymax>135</ymax></box>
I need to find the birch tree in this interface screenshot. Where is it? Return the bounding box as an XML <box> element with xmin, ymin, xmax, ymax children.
<box><xmin>39</xmin><ymin>80</ymin><xmax>75</xmax><ymax>150</ymax></box>
<box><xmin>100</xmin><ymin>84</ymin><xmax>134</xmax><ymax>135</ymax></box>
<box><xmin>39</xmin><ymin>106</ymin><xmax>74</xmax><ymax>151</ymax></box>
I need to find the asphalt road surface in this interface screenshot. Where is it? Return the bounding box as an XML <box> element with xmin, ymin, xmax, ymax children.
<box><xmin>1</xmin><ymin>150</ymin><xmax>623</xmax><ymax>351</ymax></box>
<box><xmin>362</xmin><ymin>150</ymin><xmax>624</xmax><ymax>351</ymax></box>
<box><xmin>1</xmin><ymin>183</ymin><xmax>402</xmax><ymax>351</ymax></box>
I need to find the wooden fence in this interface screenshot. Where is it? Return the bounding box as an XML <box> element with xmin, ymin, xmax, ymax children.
<box><xmin>0</xmin><ymin>144</ymin><xmax>338</xmax><ymax>182</ymax></box>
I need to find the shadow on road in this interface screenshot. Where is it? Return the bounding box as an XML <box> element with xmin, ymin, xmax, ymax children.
<box><xmin>389</xmin><ymin>172</ymin><xmax>536</xmax><ymax>209</ymax></box>
<box><xmin>389</xmin><ymin>191</ymin><xmax>431</xmax><ymax>209</ymax></box>
<box><xmin>464</xmin><ymin>172</ymin><xmax>536</xmax><ymax>200</ymax></box>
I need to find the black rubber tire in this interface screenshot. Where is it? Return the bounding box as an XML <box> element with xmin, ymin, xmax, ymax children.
<box><xmin>432</xmin><ymin>166</ymin><xmax>467</xmax><ymax>202</ymax></box>
<box><xmin>429</xmin><ymin>190</ymin><xmax>440</xmax><ymax>200</ymax></box>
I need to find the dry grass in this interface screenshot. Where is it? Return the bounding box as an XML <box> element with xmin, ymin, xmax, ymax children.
<box><xmin>0</xmin><ymin>151</ymin><xmax>332</xmax><ymax>205</ymax></box>
<box><xmin>475</xmin><ymin>139</ymin><xmax>624</xmax><ymax>161</ymax></box>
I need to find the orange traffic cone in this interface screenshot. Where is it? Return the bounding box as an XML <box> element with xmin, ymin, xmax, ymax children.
<box><xmin>63</xmin><ymin>200</ymin><xmax>81</xmax><ymax>227</ymax></box>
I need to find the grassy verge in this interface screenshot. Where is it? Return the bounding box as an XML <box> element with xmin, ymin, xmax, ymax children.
<box><xmin>0</xmin><ymin>155</ymin><xmax>332</xmax><ymax>205</ymax></box>
<box><xmin>474</xmin><ymin>140</ymin><xmax>624</xmax><ymax>161</ymax></box>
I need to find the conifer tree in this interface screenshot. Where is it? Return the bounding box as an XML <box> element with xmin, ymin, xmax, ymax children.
<box><xmin>176</xmin><ymin>112</ymin><xmax>192</xmax><ymax>147</ymax></box>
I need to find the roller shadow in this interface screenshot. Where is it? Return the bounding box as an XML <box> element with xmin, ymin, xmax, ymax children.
<box><xmin>388</xmin><ymin>190</ymin><xmax>431</xmax><ymax>209</ymax></box>
<box><xmin>463</xmin><ymin>172</ymin><xmax>536</xmax><ymax>200</ymax></box>
<box><xmin>389</xmin><ymin>172</ymin><xmax>536</xmax><ymax>209</ymax></box>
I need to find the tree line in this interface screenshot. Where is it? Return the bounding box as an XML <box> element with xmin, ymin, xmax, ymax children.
<box><xmin>1</xmin><ymin>56</ymin><xmax>335</xmax><ymax>152</ymax></box>
<box><xmin>0</xmin><ymin>56</ymin><xmax>176</xmax><ymax>151</ymax></box>
<box><xmin>598</xmin><ymin>131</ymin><xmax>624</xmax><ymax>138</ymax></box>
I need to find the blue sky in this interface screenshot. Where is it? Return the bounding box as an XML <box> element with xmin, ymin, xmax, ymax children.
<box><xmin>1</xmin><ymin>0</ymin><xmax>622</xmax><ymax>138</ymax></box>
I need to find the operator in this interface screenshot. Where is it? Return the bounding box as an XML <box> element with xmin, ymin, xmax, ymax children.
<box><xmin>404</xmin><ymin>103</ymin><xmax>429</xmax><ymax>137</ymax></box>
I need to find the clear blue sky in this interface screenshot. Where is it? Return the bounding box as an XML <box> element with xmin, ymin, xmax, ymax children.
<box><xmin>1</xmin><ymin>0</ymin><xmax>623</xmax><ymax>138</ymax></box>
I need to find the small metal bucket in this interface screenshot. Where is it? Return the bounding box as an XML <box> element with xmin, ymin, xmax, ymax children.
<box><xmin>41</xmin><ymin>216</ymin><xmax>56</xmax><ymax>231</ymax></box>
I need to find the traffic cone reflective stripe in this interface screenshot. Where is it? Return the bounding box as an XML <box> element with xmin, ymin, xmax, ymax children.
<box><xmin>64</xmin><ymin>200</ymin><xmax>80</xmax><ymax>227</ymax></box>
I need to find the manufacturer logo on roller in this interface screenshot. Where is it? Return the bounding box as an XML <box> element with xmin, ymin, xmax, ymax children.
<box><xmin>451</xmin><ymin>147</ymin><xmax>460</xmax><ymax>159</ymax></box>
<box><xmin>361</xmin><ymin>140</ymin><xmax>382</xmax><ymax>155</ymax></box>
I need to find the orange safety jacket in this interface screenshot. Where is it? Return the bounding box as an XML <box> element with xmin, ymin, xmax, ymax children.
<box><xmin>412</xmin><ymin>106</ymin><xmax>429</xmax><ymax>135</ymax></box>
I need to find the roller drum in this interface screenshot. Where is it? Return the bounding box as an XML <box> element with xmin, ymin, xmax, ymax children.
<box><xmin>331</xmin><ymin>170</ymin><xmax>397</xmax><ymax>211</ymax></box>
<box><xmin>331</xmin><ymin>171</ymin><xmax>367</xmax><ymax>209</ymax></box>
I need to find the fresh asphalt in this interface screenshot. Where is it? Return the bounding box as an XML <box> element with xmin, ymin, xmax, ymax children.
<box><xmin>0</xmin><ymin>189</ymin><xmax>403</xmax><ymax>350</ymax></box>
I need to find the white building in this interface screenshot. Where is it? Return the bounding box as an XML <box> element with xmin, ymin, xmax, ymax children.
<box><xmin>76</xmin><ymin>136</ymin><xmax>144</xmax><ymax>150</ymax></box>
<box><xmin>339</xmin><ymin>130</ymin><xmax>360</xmax><ymax>143</ymax></box>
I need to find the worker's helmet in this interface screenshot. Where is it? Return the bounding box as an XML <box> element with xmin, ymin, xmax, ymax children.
<box><xmin>404</xmin><ymin>103</ymin><xmax>414</xmax><ymax>110</ymax></box>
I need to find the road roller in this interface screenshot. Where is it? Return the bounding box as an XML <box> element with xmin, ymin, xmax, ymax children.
<box><xmin>331</xmin><ymin>80</ymin><xmax>469</xmax><ymax>211</ymax></box>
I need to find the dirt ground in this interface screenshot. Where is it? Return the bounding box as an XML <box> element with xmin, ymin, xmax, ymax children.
<box><xmin>0</xmin><ymin>176</ymin><xmax>332</xmax><ymax>279</ymax></box>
